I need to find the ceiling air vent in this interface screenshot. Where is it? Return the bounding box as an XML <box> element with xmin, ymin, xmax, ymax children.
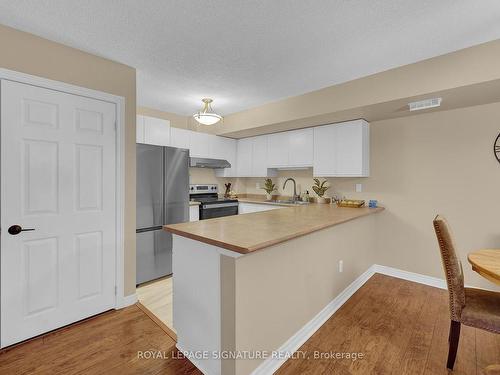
<box><xmin>408</xmin><ymin>97</ymin><xmax>442</xmax><ymax>111</ymax></box>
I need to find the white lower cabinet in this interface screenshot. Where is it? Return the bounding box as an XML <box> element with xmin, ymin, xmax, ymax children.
<box><xmin>238</xmin><ymin>202</ymin><xmax>284</xmax><ymax>214</ymax></box>
<box><xmin>189</xmin><ymin>205</ymin><xmax>199</xmax><ymax>221</ymax></box>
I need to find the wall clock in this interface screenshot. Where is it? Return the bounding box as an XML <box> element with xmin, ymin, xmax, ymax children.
<box><xmin>495</xmin><ymin>133</ymin><xmax>500</xmax><ymax>164</ymax></box>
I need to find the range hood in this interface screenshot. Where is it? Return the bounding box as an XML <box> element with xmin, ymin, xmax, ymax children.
<box><xmin>189</xmin><ymin>157</ymin><xmax>231</xmax><ymax>169</ymax></box>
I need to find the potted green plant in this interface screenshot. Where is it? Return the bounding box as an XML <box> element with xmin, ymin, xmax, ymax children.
<box><xmin>311</xmin><ymin>178</ymin><xmax>331</xmax><ymax>204</ymax></box>
<box><xmin>262</xmin><ymin>178</ymin><xmax>277</xmax><ymax>201</ymax></box>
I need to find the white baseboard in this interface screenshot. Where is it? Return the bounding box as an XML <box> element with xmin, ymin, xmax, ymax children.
<box><xmin>251</xmin><ymin>264</ymin><xmax>449</xmax><ymax>375</ymax></box>
<box><xmin>250</xmin><ymin>266</ymin><xmax>376</xmax><ymax>375</ymax></box>
<box><xmin>116</xmin><ymin>293</ymin><xmax>138</xmax><ymax>309</ymax></box>
<box><xmin>176</xmin><ymin>343</ymin><xmax>215</xmax><ymax>375</ymax></box>
<box><xmin>372</xmin><ymin>264</ymin><xmax>447</xmax><ymax>289</ymax></box>
<box><xmin>174</xmin><ymin>264</ymin><xmax>449</xmax><ymax>375</ymax></box>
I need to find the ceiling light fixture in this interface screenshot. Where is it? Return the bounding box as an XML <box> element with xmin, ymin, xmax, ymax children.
<box><xmin>193</xmin><ymin>98</ymin><xmax>222</xmax><ymax>125</ymax></box>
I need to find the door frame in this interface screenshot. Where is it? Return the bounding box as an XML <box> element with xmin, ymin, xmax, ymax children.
<box><xmin>0</xmin><ymin>68</ymin><xmax>129</xmax><ymax>315</ymax></box>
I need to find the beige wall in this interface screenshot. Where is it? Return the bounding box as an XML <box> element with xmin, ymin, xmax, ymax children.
<box><xmin>236</xmin><ymin>102</ymin><xmax>500</xmax><ymax>291</ymax></box>
<box><xmin>137</xmin><ymin>106</ymin><xmax>188</xmax><ymax>130</ymax></box>
<box><xmin>138</xmin><ymin>65</ymin><xmax>500</xmax><ymax>293</ymax></box>
<box><xmin>219</xmin><ymin>39</ymin><xmax>500</xmax><ymax>137</ymax></box>
<box><xmin>224</xmin><ymin>103</ymin><xmax>500</xmax><ymax>374</ymax></box>
<box><xmin>233</xmin><ymin>214</ymin><xmax>378</xmax><ymax>374</ymax></box>
<box><xmin>0</xmin><ymin>24</ymin><xmax>137</xmax><ymax>296</ymax></box>
<box><xmin>354</xmin><ymin>102</ymin><xmax>500</xmax><ymax>290</ymax></box>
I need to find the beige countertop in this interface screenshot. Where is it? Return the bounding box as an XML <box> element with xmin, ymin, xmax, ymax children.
<box><xmin>165</xmin><ymin>201</ymin><xmax>384</xmax><ymax>254</ymax></box>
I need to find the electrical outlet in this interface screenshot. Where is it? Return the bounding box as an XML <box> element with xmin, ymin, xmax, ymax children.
<box><xmin>355</xmin><ymin>183</ymin><xmax>362</xmax><ymax>193</ymax></box>
<box><xmin>256</xmin><ymin>182</ymin><xmax>260</xmax><ymax>189</ymax></box>
<box><xmin>338</xmin><ymin>260</ymin><xmax>344</xmax><ymax>273</ymax></box>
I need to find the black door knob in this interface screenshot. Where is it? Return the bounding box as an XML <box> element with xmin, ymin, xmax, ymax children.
<box><xmin>8</xmin><ymin>225</ymin><xmax>35</xmax><ymax>235</ymax></box>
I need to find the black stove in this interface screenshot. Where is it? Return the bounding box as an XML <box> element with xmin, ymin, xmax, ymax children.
<box><xmin>189</xmin><ymin>184</ymin><xmax>238</xmax><ymax>220</ymax></box>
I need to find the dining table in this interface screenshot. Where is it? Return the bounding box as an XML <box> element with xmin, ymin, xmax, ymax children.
<box><xmin>467</xmin><ymin>249</ymin><xmax>500</xmax><ymax>286</ymax></box>
<box><xmin>467</xmin><ymin>249</ymin><xmax>500</xmax><ymax>373</ymax></box>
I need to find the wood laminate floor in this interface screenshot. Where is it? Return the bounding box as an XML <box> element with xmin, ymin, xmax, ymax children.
<box><xmin>0</xmin><ymin>274</ymin><xmax>497</xmax><ymax>374</ymax></box>
<box><xmin>137</xmin><ymin>276</ymin><xmax>174</xmax><ymax>330</ymax></box>
<box><xmin>276</xmin><ymin>274</ymin><xmax>500</xmax><ymax>375</ymax></box>
<box><xmin>0</xmin><ymin>304</ymin><xmax>200</xmax><ymax>375</ymax></box>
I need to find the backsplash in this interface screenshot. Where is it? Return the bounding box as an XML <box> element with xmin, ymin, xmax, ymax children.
<box><xmin>189</xmin><ymin>167</ymin><xmax>370</xmax><ymax>201</ymax></box>
<box><xmin>189</xmin><ymin>168</ymin><xmax>242</xmax><ymax>193</ymax></box>
<box><xmin>189</xmin><ymin>167</ymin><xmax>225</xmax><ymax>185</ymax></box>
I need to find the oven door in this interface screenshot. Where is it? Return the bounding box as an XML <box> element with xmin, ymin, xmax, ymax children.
<box><xmin>200</xmin><ymin>202</ymin><xmax>238</xmax><ymax>220</ymax></box>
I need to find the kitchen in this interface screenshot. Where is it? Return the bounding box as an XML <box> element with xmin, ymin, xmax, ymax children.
<box><xmin>135</xmin><ymin>90</ymin><xmax>500</xmax><ymax>375</ymax></box>
<box><xmin>0</xmin><ymin>2</ymin><xmax>499</xmax><ymax>375</ymax></box>
<box><xmin>135</xmin><ymin>116</ymin><xmax>371</xmax><ymax>330</ymax></box>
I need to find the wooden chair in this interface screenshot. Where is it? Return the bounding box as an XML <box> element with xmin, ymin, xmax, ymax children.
<box><xmin>433</xmin><ymin>215</ymin><xmax>500</xmax><ymax>370</ymax></box>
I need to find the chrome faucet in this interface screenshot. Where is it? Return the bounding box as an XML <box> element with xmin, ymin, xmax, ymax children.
<box><xmin>283</xmin><ymin>178</ymin><xmax>299</xmax><ymax>202</ymax></box>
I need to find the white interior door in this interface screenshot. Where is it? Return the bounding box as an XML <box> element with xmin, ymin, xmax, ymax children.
<box><xmin>0</xmin><ymin>80</ymin><xmax>117</xmax><ymax>347</ymax></box>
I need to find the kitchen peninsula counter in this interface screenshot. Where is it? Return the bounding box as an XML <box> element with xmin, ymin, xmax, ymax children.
<box><xmin>166</xmin><ymin>201</ymin><xmax>384</xmax><ymax>375</ymax></box>
<box><xmin>165</xmin><ymin>203</ymin><xmax>383</xmax><ymax>254</ymax></box>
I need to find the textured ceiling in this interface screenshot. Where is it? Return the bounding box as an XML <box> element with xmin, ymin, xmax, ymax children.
<box><xmin>1</xmin><ymin>1</ymin><xmax>500</xmax><ymax>116</ymax></box>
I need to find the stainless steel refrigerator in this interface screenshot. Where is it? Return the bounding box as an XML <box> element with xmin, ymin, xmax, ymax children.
<box><xmin>136</xmin><ymin>144</ymin><xmax>189</xmax><ymax>285</ymax></box>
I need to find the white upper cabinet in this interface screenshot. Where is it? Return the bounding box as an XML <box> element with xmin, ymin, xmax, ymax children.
<box><xmin>191</xmin><ymin>132</ymin><xmax>212</xmax><ymax>158</ymax></box>
<box><xmin>213</xmin><ymin>136</ymin><xmax>238</xmax><ymax>177</ymax></box>
<box><xmin>236</xmin><ymin>138</ymin><xmax>253</xmax><ymax>177</ymax></box>
<box><xmin>335</xmin><ymin>121</ymin><xmax>369</xmax><ymax>176</ymax></box>
<box><xmin>252</xmin><ymin>135</ymin><xmax>270</xmax><ymax>177</ymax></box>
<box><xmin>288</xmin><ymin>128</ymin><xmax>314</xmax><ymax>167</ymax></box>
<box><xmin>189</xmin><ymin>131</ymin><xmax>211</xmax><ymax>158</ymax></box>
<box><xmin>136</xmin><ymin>116</ymin><xmax>237</xmax><ymax>171</ymax></box>
<box><xmin>267</xmin><ymin>132</ymin><xmax>290</xmax><ymax>167</ymax></box>
<box><xmin>313</xmin><ymin>124</ymin><xmax>336</xmax><ymax>176</ymax></box>
<box><xmin>143</xmin><ymin>116</ymin><xmax>171</xmax><ymax>146</ymax></box>
<box><xmin>136</xmin><ymin>115</ymin><xmax>145</xmax><ymax>143</ymax></box>
<box><xmin>237</xmin><ymin>136</ymin><xmax>276</xmax><ymax>177</ymax></box>
<box><xmin>267</xmin><ymin>128</ymin><xmax>313</xmax><ymax>168</ymax></box>
<box><xmin>136</xmin><ymin>114</ymin><xmax>368</xmax><ymax>177</ymax></box>
<box><xmin>313</xmin><ymin>119</ymin><xmax>369</xmax><ymax>177</ymax></box>
<box><xmin>170</xmin><ymin>127</ymin><xmax>190</xmax><ymax>149</ymax></box>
